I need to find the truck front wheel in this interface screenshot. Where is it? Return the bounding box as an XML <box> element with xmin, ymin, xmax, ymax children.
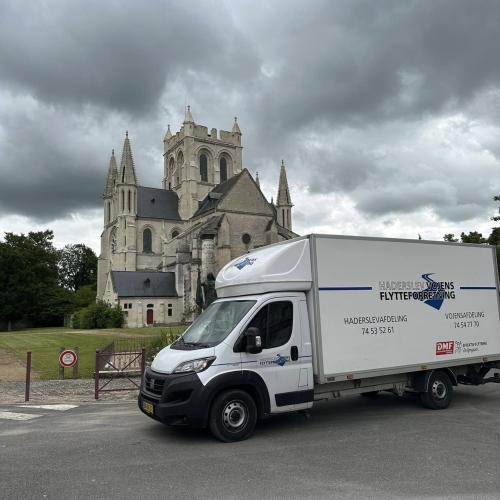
<box><xmin>420</xmin><ymin>370</ymin><xmax>453</xmax><ymax>410</ymax></box>
<box><xmin>209</xmin><ymin>389</ymin><xmax>257</xmax><ymax>443</ymax></box>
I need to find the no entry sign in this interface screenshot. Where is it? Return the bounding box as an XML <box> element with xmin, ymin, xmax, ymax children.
<box><xmin>59</xmin><ymin>350</ymin><xmax>77</xmax><ymax>368</ymax></box>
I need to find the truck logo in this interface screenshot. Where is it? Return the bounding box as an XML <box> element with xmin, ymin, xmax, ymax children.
<box><xmin>234</xmin><ymin>257</ymin><xmax>257</xmax><ymax>270</ymax></box>
<box><xmin>259</xmin><ymin>354</ymin><xmax>291</xmax><ymax>366</ymax></box>
<box><xmin>436</xmin><ymin>341</ymin><xmax>454</xmax><ymax>355</ymax></box>
<box><xmin>379</xmin><ymin>273</ymin><xmax>455</xmax><ymax>311</ymax></box>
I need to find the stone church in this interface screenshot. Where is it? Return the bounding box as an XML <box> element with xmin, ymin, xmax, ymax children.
<box><xmin>97</xmin><ymin>108</ymin><xmax>298</xmax><ymax>327</ymax></box>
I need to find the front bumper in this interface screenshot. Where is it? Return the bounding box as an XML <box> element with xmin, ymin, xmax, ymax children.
<box><xmin>138</xmin><ymin>368</ymin><xmax>213</xmax><ymax>428</ymax></box>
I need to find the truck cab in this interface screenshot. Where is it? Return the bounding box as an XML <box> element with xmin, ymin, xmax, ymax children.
<box><xmin>139</xmin><ymin>239</ymin><xmax>314</xmax><ymax>441</ymax></box>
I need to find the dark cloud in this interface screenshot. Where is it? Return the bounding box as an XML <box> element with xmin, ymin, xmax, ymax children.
<box><xmin>0</xmin><ymin>0</ymin><xmax>260</xmax><ymax>117</ymax></box>
<box><xmin>1</xmin><ymin>0</ymin><xmax>500</xmax><ymax>233</ymax></box>
<box><xmin>248</xmin><ymin>0</ymin><xmax>500</xmax><ymax>136</ymax></box>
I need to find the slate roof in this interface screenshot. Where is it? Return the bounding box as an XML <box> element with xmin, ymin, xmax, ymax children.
<box><xmin>137</xmin><ymin>186</ymin><xmax>181</xmax><ymax>220</ymax></box>
<box><xmin>111</xmin><ymin>271</ymin><xmax>177</xmax><ymax>297</ymax></box>
<box><xmin>193</xmin><ymin>171</ymin><xmax>242</xmax><ymax>217</ymax></box>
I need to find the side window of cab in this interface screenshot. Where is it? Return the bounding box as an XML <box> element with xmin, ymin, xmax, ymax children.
<box><xmin>246</xmin><ymin>301</ymin><xmax>293</xmax><ymax>349</ymax></box>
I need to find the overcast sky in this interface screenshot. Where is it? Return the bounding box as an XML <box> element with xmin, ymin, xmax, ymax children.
<box><xmin>1</xmin><ymin>0</ymin><xmax>500</xmax><ymax>253</ymax></box>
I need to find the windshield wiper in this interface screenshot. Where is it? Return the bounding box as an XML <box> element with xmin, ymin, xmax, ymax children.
<box><xmin>192</xmin><ymin>342</ymin><xmax>211</xmax><ymax>348</ymax></box>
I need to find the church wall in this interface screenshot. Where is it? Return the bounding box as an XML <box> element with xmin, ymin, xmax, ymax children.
<box><xmin>97</xmin><ymin>258</ymin><xmax>108</xmax><ymax>300</ymax></box>
<box><xmin>225</xmin><ymin>213</ymin><xmax>276</xmax><ymax>259</ymax></box>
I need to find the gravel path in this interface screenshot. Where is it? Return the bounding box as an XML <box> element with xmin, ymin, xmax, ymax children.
<box><xmin>0</xmin><ymin>378</ymin><xmax>141</xmax><ymax>405</ymax></box>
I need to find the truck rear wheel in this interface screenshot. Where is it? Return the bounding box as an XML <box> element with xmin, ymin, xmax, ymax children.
<box><xmin>420</xmin><ymin>370</ymin><xmax>453</xmax><ymax>410</ymax></box>
<box><xmin>209</xmin><ymin>389</ymin><xmax>257</xmax><ymax>443</ymax></box>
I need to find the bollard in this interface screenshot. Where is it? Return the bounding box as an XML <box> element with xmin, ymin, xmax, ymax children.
<box><xmin>95</xmin><ymin>349</ymin><xmax>100</xmax><ymax>400</ymax></box>
<box><xmin>25</xmin><ymin>351</ymin><xmax>31</xmax><ymax>402</ymax></box>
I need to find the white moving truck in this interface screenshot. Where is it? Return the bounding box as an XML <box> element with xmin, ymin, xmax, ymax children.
<box><xmin>139</xmin><ymin>234</ymin><xmax>500</xmax><ymax>442</ymax></box>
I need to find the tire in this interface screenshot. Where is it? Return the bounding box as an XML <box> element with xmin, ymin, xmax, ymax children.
<box><xmin>360</xmin><ymin>391</ymin><xmax>380</xmax><ymax>397</ymax></box>
<box><xmin>419</xmin><ymin>370</ymin><xmax>453</xmax><ymax>410</ymax></box>
<box><xmin>208</xmin><ymin>389</ymin><xmax>257</xmax><ymax>443</ymax></box>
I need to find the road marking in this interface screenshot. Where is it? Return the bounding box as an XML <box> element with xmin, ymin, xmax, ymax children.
<box><xmin>17</xmin><ymin>404</ymin><xmax>79</xmax><ymax>411</ymax></box>
<box><xmin>0</xmin><ymin>412</ymin><xmax>43</xmax><ymax>421</ymax></box>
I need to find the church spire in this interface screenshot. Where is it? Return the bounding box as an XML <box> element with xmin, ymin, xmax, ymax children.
<box><xmin>276</xmin><ymin>160</ymin><xmax>292</xmax><ymax>206</ymax></box>
<box><xmin>276</xmin><ymin>159</ymin><xmax>293</xmax><ymax>230</ymax></box>
<box><xmin>232</xmin><ymin>116</ymin><xmax>241</xmax><ymax>134</ymax></box>
<box><xmin>118</xmin><ymin>131</ymin><xmax>138</xmax><ymax>185</ymax></box>
<box><xmin>183</xmin><ymin>105</ymin><xmax>194</xmax><ymax>124</ymax></box>
<box><xmin>103</xmin><ymin>149</ymin><xmax>117</xmax><ymax>197</ymax></box>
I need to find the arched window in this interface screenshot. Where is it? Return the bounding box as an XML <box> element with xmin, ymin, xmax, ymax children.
<box><xmin>200</xmin><ymin>154</ymin><xmax>208</xmax><ymax>182</ymax></box>
<box><xmin>128</xmin><ymin>190</ymin><xmax>131</xmax><ymax>212</ymax></box>
<box><xmin>177</xmin><ymin>151</ymin><xmax>184</xmax><ymax>181</ymax></box>
<box><xmin>220</xmin><ymin>157</ymin><xmax>227</xmax><ymax>183</ymax></box>
<box><xmin>143</xmin><ymin>228</ymin><xmax>152</xmax><ymax>253</ymax></box>
<box><xmin>169</xmin><ymin>157</ymin><xmax>175</xmax><ymax>180</ymax></box>
<box><xmin>172</xmin><ymin>230</ymin><xmax>179</xmax><ymax>239</ymax></box>
<box><xmin>107</xmin><ymin>202</ymin><xmax>111</xmax><ymax>223</ymax></box>
<box><xmin>121</xmin><ymin>190</ymin><xmax>124</xmax><ymax>212</ymax></box>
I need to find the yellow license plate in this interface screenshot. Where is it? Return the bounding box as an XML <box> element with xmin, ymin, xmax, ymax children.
<box><xmin>143</xmin><ymin>401</ymin><xmax>154</xmax><ymax>414</ymax></box>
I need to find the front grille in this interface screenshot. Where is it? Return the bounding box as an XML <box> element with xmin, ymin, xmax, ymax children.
<box><xmin>144</xmin><ymin>374</ymin><xmax>165</xmax><ymax>397</ymax></box>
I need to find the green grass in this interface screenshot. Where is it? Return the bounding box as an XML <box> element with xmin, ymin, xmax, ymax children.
<box><xmin>0</xmin><ymin>326</ymin><xmax>186</xmax><ymax>380</ymax></box>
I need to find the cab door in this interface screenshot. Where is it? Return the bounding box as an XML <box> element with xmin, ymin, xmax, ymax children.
<box><xmin>239</xmin><ymin>297</ymin><xmax>302</xmax><ymax>413</ymax></box>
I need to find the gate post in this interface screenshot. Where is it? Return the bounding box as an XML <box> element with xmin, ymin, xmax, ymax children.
<box><xmin>95</xmin><ymin>349</ymin><xmax>100</xmax><ymax>400</ymax></box>
<box><xmin>25</xmin><ymin>350</ymin><xmax>31</xmax><ymax>402</ymax></box>
<box><xmin>141</xmin><ymin>347</ymin><xmax>146</xmax><ymax>377</ymax></box>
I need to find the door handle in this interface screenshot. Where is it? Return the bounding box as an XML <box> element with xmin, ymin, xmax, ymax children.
<box><xmin>291</xmin><ymin>346</ymin><xmax>299</xmax><ymax>361</ymax></box>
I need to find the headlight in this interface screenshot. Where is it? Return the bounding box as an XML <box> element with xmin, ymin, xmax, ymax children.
<box><xmin>172</xmin><ymin>357</ymin><xmax>216</xmax><ymax>373</ymax></box>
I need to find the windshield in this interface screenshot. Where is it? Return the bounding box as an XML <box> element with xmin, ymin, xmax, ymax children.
<box><xmin>173</xmin><ymin>300</ymin><xmax>256</xmax><ymax>349</ymax></box>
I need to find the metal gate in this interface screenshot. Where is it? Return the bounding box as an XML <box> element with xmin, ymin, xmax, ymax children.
<box><xmin>94</xmin><ymin>342</ymin><xmax>146</xmax><ymax>399</ymax></box>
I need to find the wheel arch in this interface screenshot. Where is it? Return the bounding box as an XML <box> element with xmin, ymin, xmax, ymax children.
<box><xmin>413</xmin><ymin>367</ymin><xmax>457</xmax><ymax>392</ymax></box>
<box><xmin>205</xmin><ymin>370</ymin><xmax>271</xmax><ymax>420</ymax></box>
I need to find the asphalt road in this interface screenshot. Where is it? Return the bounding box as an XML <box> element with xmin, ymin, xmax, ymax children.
<box><xmin>1</xmin><ymin>384</ymin><xmax>499</xmax><ymax>500</ymax></box>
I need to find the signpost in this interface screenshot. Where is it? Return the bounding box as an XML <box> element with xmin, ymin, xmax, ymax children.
<box><xmin>59</xmin><ymin>347</ymin><xmax>79</xmax><ymax>379</ymax></box>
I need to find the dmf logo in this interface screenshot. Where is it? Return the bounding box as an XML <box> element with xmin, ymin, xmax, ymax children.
<box><xmin>436</xmin><ymin>341</ymin><xmax>454</xmax><ymax>355</ymax></box>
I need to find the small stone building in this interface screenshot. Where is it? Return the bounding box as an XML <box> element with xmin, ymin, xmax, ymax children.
<box><xmin>97</xmin><ymin>108</ymin><xmax>297</xmax><ymax>327</ymax></box>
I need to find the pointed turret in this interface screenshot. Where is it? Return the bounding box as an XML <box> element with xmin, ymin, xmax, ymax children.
<box><xmin>277</xmin><ymin>160</ymin><xmax>292</xmax><ymax>206</ymax></box>
<box><xmin>183</xmin><ymin>105</ymin><xmax>194</xmax><ymax>124</ymax></box>
<box><xmin>104</xmin><ymin>149</ymin><xmax>117</xmax><ymax>197</ymax></box>
<box><xmin>255</xmin><ymin>171</ymin><xmax>260</xmax><ymax>189</ymax></box>
<box><xmin>232</xmin><ymin>116</ymin><xmax>241</xmax><ymax>134</ymax></box>
<box><xmin>276</xmin><ymin>160</ymin><xmax>293</xmax><ymax>230</ymax></box>
<box><xmin>164</xmin><ymin>124</ymin><xmax>172</xmax><ymax>142</ymax></box>
<box><xmin>118</xmin><ymin>131</ymin><xmax>138</xmax><ymax>185</ymax></box>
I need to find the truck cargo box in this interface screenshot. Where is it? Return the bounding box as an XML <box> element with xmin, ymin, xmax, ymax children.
<box><xmin>309</xmin><ymin>234</ymin><xmax>500</xmax><ymax>383</ymax></box>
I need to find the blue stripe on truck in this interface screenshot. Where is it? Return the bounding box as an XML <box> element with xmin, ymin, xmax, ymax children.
<box><xmin>319</xmin><ymin>287</ymin><xmax>372</xmax><ymax>291</ymax></box>
<box><xmin>460</xmin><ymin>287</ymin><xmax>496</xmax><ymax>290</ymax></box>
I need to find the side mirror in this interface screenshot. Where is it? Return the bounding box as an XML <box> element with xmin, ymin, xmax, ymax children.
<box><xmin>244</xmin><ymin>327</ymin><xmax>263</xmax><ymax>354</ymax></box>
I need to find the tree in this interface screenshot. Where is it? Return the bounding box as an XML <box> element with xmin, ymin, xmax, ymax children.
<box><xmin>73</xmin><ymin>285</ymin><xmax>97</xmax><ymax>310</ymax></box>
<box><xmin>443</xmin><ymin>234</ymin><xmax>458</xmax><ymax>242</ymax></box>
<box><xmin>460</xmin><ymin>231</ymin><xmax>487</xmax><ymax>244</ymax></box>
<box><xmin>58</xmin><ymin>244</ymin><xmax>97</xmax><ymax>292</ymax></box>
<box><xmin>0</xmin><ymin>230</ymin><xmax>61</xmax><ymax>329</ymax></box>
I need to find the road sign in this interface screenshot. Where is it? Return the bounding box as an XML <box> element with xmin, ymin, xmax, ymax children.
<box><xmin>59</xmin><ymin>350</ymin><xmax>77</xmax><ymax>368</ymax></box>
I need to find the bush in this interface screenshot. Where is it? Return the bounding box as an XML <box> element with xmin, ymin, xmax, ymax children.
<box><xmin>147</xmin><ymin>328</ymin><xmax>178</xmax><ymax>361</ymax></box>
<box><xmin>72</xmin><ymin>302</ymin><xmax>123</xmax><ymax>329</ymax></box>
